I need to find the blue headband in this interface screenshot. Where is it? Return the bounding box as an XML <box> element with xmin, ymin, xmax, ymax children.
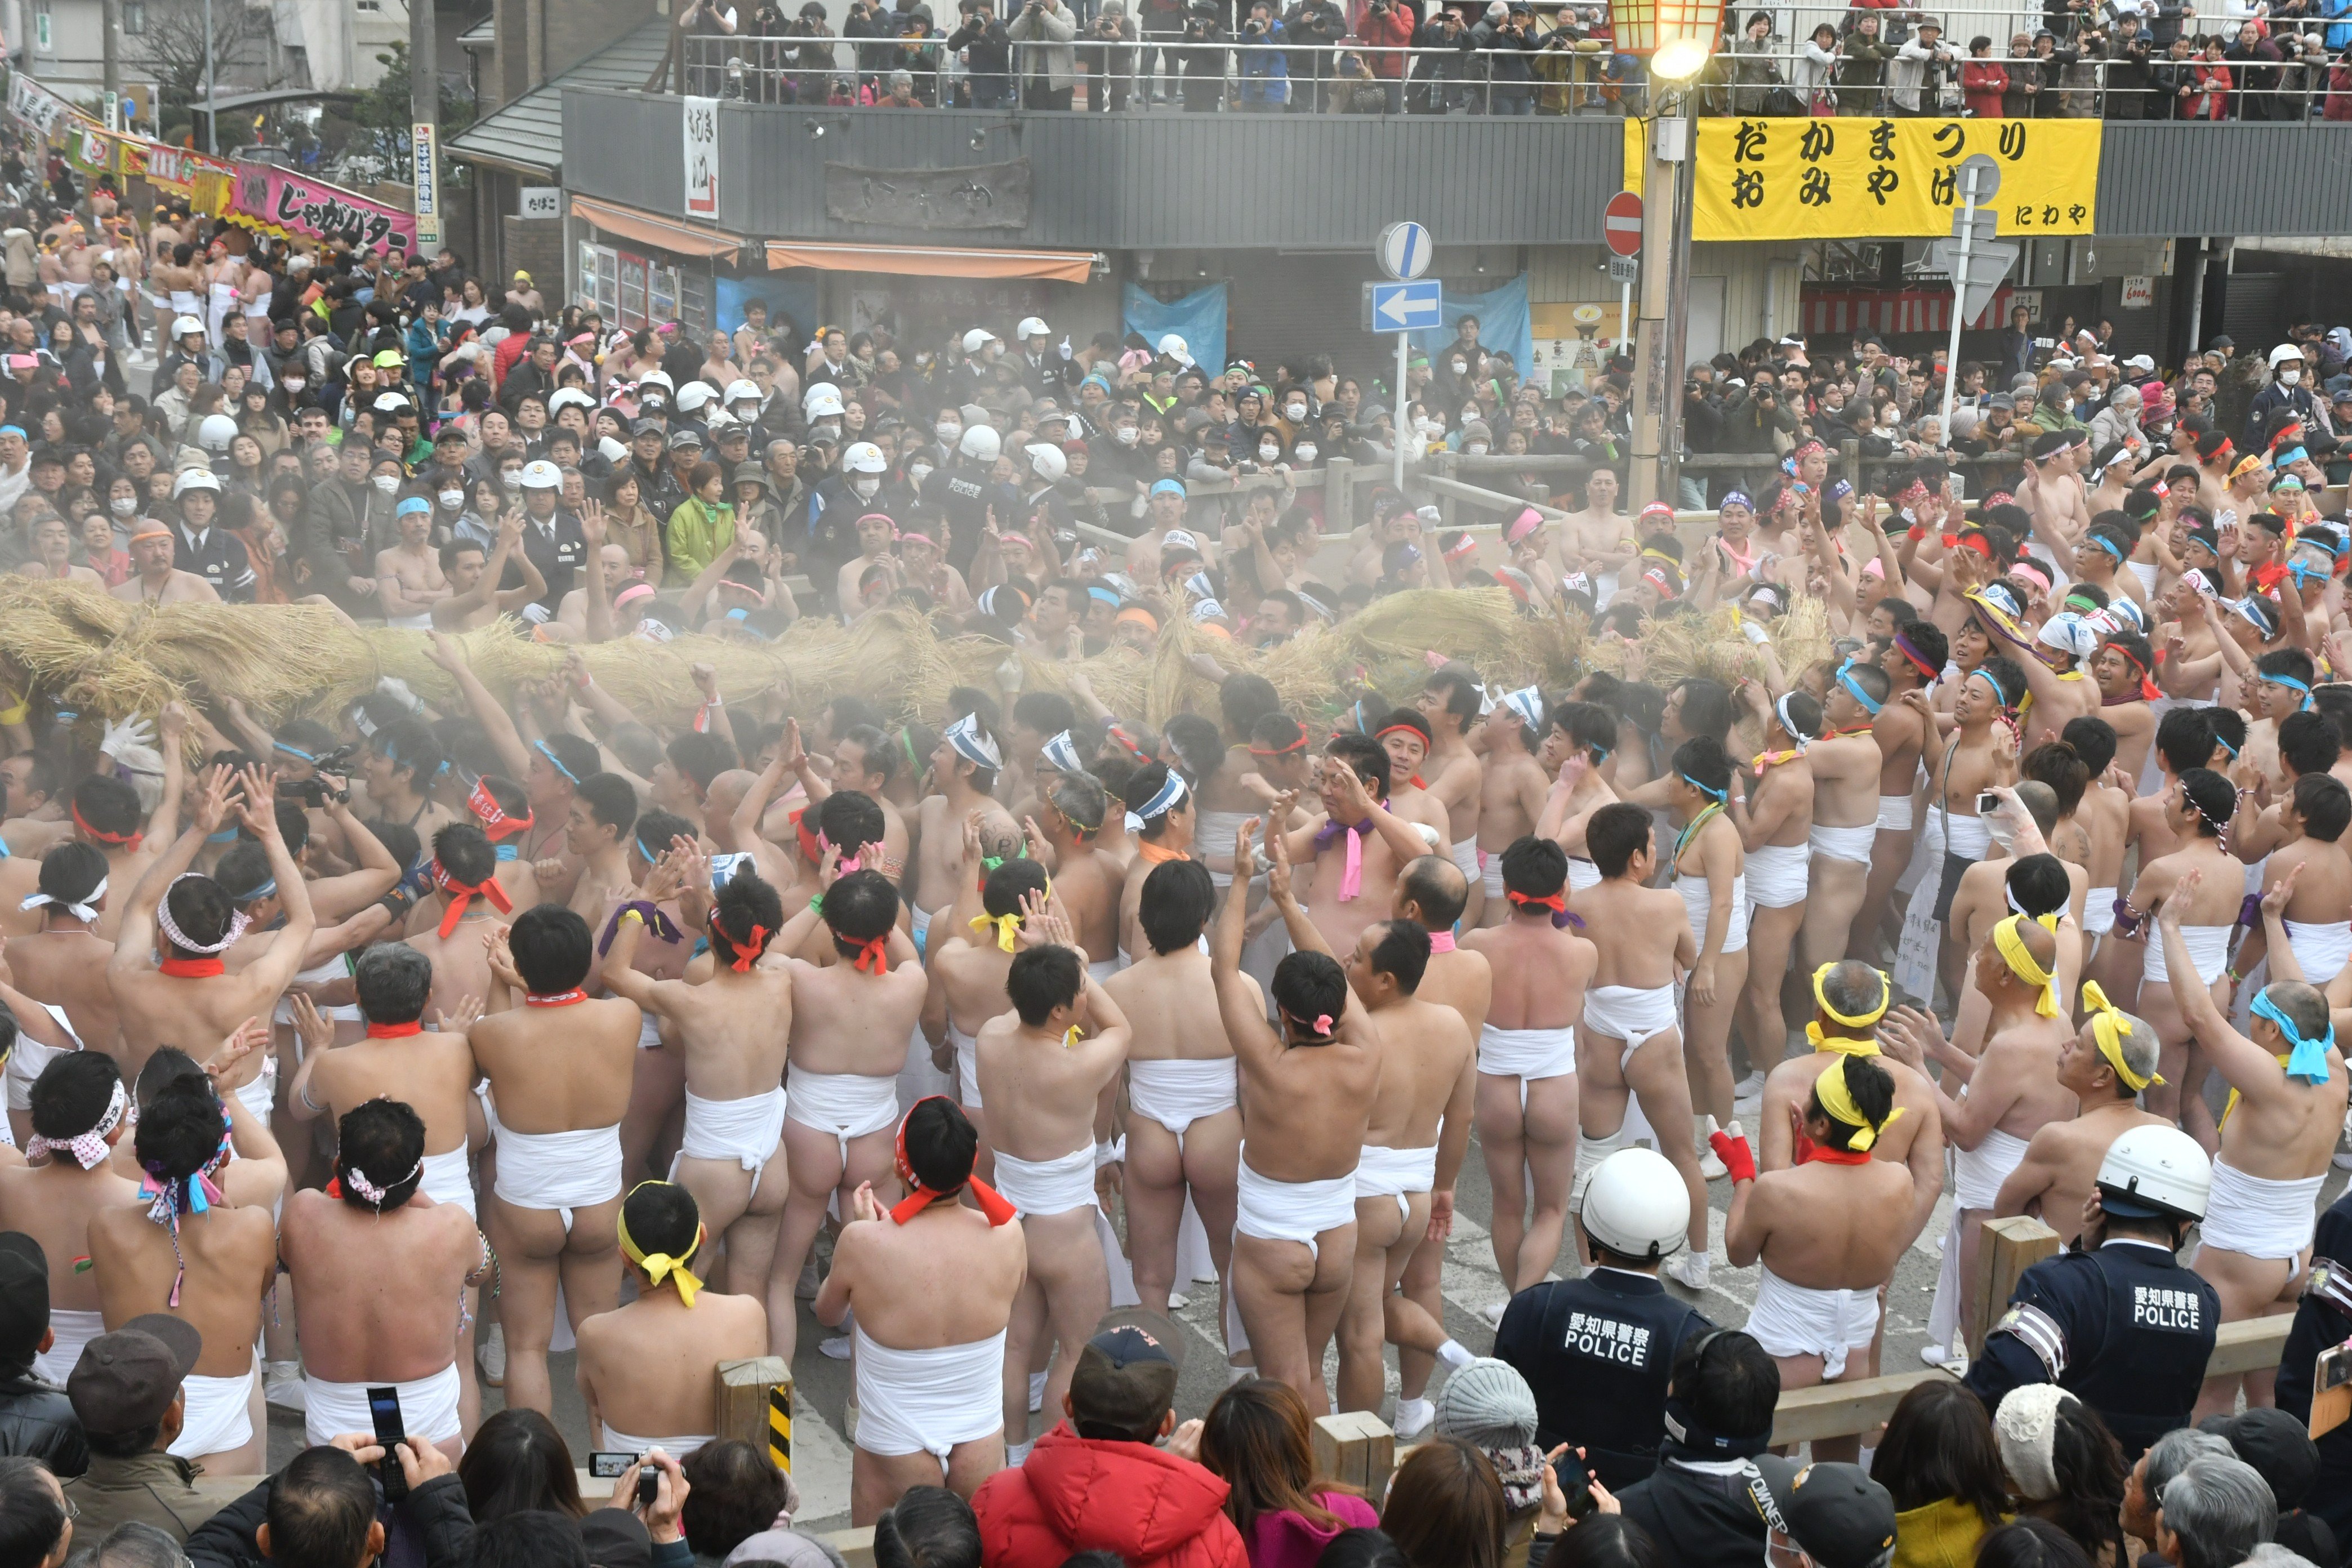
<box><xmin>1041</xmin><ymin>730</ymin><xmax>1086</xmax><ymax>773</ymax></box>
<box><xmin>2260</xmin><ymin>670</ymin><xmax>2314</xmax><ymax>710</ymax></box>
<box><xmin>1839</xmin><ymin>666</ymin><xmax>1885</xmax><ymax>716</ymax></box>
<box><xmin>1137</xmin><ymin>768</ymin><xmax>1188</xmax><ymax>819</ymax></box>
<box><xmin>273</xmin><ymin>740</ymin><xmax>318</xmax><ymax>763</ymax></box>
<box><xmin>533</xmin><ymin>738</ymin><xmax>581</xmax><ymax>786</ymax></box>
<box><xmin>1720</xmin><ymin>491</ymin><xmax>1753</xmax><ymax>513</ymax></box>
<box><xmin>2252</xmin><ymin>991</ymin><xmax>2336</xmax><ymax>1086</ymax></box>
<box><xmin>1680</xmin><ymin>772</ymin><xmax>1726</xmax><ymax>801</ymax></box>
<box><xmin>1969</xmin><ymin>667</ymin><xmax>2012</xmax><ymax>709</ymax></box>
<box><xmin>228</xmin><ymin>876</ymin><xmax>277</xmax><ymax>903</ymax></box>
<box><xmin>2087</xmin><ymin>533</ymin><xmax>2126</xmax><ymax>562</ymax></box>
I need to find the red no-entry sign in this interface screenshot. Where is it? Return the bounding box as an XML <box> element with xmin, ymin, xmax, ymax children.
<box><xmin>1603</xmin><ymin>191</ymin><xmax>1643</xmax><ymax>258</ymax></box>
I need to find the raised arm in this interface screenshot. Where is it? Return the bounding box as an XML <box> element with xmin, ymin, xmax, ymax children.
<box><xmin>1214</xmin><ymin>818</ymin><xmax>1284</xmax><ymax>1066</ymax></box>
<box><xmin>2157</xmin><ymin>869</ymin><xmax>2281</xmax><ymax>1090</ymax></box>
<box><xmin>234</xmin><ymin>767</ymin><xmax>319</xmax><ymax>1001</ymax></box>
<box><xmin>422</xmin><ymin>631</ymin><xmax>531</xmax><ymax>782</ymax></box>
<box><xmin>109</xmin><ymin>763</ymin><xmax>233</xmax><ymax>983</ymax></box>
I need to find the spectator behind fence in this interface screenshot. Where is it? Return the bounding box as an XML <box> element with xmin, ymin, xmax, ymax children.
<box><xmin>874</xmin><ymin>1486</ymin><xmax>983</xmax><ymax>1568</ymax></box>
<box><xmin>2123</xmin><ymin>1429</ymin><xmax>2237</xmax><ymax>1551</ymax></box>
<box><xmin>0</xmin><ymin>1233</ymin><xmax>83</xmax><ymax>1475</ymax></box>
<box><xmin>2154</xmin><ymin>1456</ymin><xmax>2278</xmax><ymax>1568</ymax></box>
<box><xmin>681</xmin><ymin>1442</ymin><xmax>792</xmax><ymax>1563</ymax></box>
<box><xmin>183</xmin><ymin>1441</ymin><xmax>467</xmax><ymax>1568</ymax></box>
<box><xmin>1380</xmin><ymin>1437</ymin><xmax>1508</xmax><ymax>1568</ymax></box>
<box><xmin>974</xmin><ymin>1310</ymin><xmax>1244</xmax><ymax>1568</ymax></box>
<box><xmin>1973</xmin><ymin>1520</ymin><xmax>2095</xmax><ymax>1568</ymax></box>
<box><xmin>1868</xmin><ymin>1380</ymin><xmax>2010</xmax><ymax>1568</ymax></box>
<box><xmin>1990</xmin><ymin>1388</ymin><xmax>2128</xmax><ymax>1568</ymax></box>
<box><xmin>1615</xmin><ymin>1331</ymin><xmax>1781</xmax><ymax>1568</ymax></box>
<box><xmin>84</xmin><ymin>1520</ymin><xmax>198</xmax><ymax>1568</ymax></box>
<box><xmin>2195</xmin><ymin>1411</ymin><xmax>2335</xmax><ymax>1568</ymax></box>
<box><xmin>1315</xmin><ymin>1529</ymin><xmax>1411</xmax><ymax>1568</ymax></box>
<box><xmin>1188</xmin><ymin>1375</ymin><xmax>1370</xmax><ymax>1568</ymax></box>
<box><xmin>1433</xmin><ymin>1358</ymin><xmax>1549</xmax><ymax>1562</ymax></box>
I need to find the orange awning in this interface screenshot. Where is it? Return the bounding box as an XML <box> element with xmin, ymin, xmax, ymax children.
<box><xmin>765</xmin><ymin>240</ymin><xmax>1097</xmax><ymax>283</ymax></box>
<box><xmin>570</xmin><ymin>196</ymin><xmax>746</xmax><ymax>260</ymax></box>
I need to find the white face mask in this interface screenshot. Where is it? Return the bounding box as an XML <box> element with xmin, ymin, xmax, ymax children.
<box><xmin>372</xmin><ymin>474</ymin><xmax>399</xmax><ymax>495</ymax></box>
<box><xmin>908</xmin><ymin>461</ymin><xmax>933</xmax><ymax>485</ymax></box>
<box><xmin>501</xmin><ymin>471</ymin><xmax>524</xmax><ymax>490</ymax></box>
<box><xmin>852</xmin><ymin>476</ymin><xmax>881</xmax><ymax>500</ymax></box>
<box><xmin>936</xmin><ymin>421</ymin><xmax>961</xmax><ymax>442</ymax></box>
<box><xmin>1259</xmin><ymin>443</ymin><xmax>1280</xmax><ymax>461</ymax></box>
<box><xmin>1466</xmin><ymin>441</ymin><xmax>1490</xmax><ymax>455</ymax></box>
<box><xmin>2280</xmin><ymin>368</ymin><xmax>2302</xmax><ymax>386</ymax></box>
<box><xmin>1285</xmin><ymin>402</ymin><xmax>1307</xmax><ymax>421</ymax></box>
<box><xmin>1881</xmin><ymin>409</ymin><xmax>1899</xmax><ymax>426</ymax></box>
<box><xmin>110</xmin><ymin>495</ymin><xmax>135</xmax><ymax>515</ymax></box>
<box><xmin>1115</xmin><ymin>425</ymin><xmax>1139</xmax><ymax>445</ymax></box>
<box><xmin>1294</xmin><ymin>443</ymin><xmax>1317</xmax><ymax>462</ymax></box>
<box><xmin>439</xmin><ymin>489</ymin><xmax>466</xmax><ymax>510</ymax></box>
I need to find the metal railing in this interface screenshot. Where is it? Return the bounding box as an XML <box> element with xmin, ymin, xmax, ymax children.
<box><xmin>679</xmin><ymin>32</ymin><xmax>2343</xmax><ymax>118</ymax></box>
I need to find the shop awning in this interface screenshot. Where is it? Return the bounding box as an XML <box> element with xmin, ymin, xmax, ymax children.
<box><xmin>570</xmin><ymin>197</ymin><xmax>747</xmax><ymax>261</ymax></box>
<box><xmin>764</xmin><ymin>241</ymin><xmax>1098</xmax><ymax>283</ymax></box>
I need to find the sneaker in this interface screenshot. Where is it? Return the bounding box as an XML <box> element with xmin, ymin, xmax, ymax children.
<box><xmin>264</xmin><ymin>1362</ymin><xmax>307</xmax><ymax>1413</ymax></box>
<box><xmin>1919</xmin><ymin>1343</ymin><xmax>1967</xmax><ymax>1373</ymax></box>
<box><xmin>2335</xmin><ymin>1149</ymin><xmax>2352</xmax><ymax>1170</ymax></box>
<box><xmin>819</xmin><ymin>1335</ymin><xmax>855</xmax><ymax>1360</ymax></box>
<box><xmin>1482</xmin><ymin>1299</ymin><xmax>1508</xmax><ymax>1328</ymax></box>
<box><xmin>476</xmin><ymin>1325</ymin><xmax>506</xmax><ymax>1388</ymax></box>
<box><xmin>1393</xmin><ymin>1397</ymin><xmax>1436</xmax><ymax>1441</ymax></box>
<box><xmin>1663</xmin><ymin>1250</ymin><xmax>1711</xmax><ymax>1291</ymax></box>
<box><xmin>1170</xmin><ymin>1291</ymin><xmax>1191</xmax><ymax>1310</ymax></box>
<box><xmin>1698</xmin><ymin>1115</ymin><xmax>1726</xmax><ymax>1179</ymax></box>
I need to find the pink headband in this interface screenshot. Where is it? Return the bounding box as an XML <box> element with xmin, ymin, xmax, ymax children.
<box><xmin>614</xmin><ymin>582</ymin><xmax>657</xmax><ymax>611</ymax></box>
<box><xmin>898</xmin><ymin>531</ymin><xmax>936</xmax><ymax>548</ymax></box>
<box><xmin>1506</xmin><ymin>507</ymin><xmax>1544</xmax><ymax>544</ymax></box>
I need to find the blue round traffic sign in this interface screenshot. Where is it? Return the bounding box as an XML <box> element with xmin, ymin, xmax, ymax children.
<box><xmin>1377</xmin><ymin>222</ymin><xmax>1433</xmax><ymax>282</ymax></box>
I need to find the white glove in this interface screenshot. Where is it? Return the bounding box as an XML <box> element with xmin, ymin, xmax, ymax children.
<box><xmin>376</xmin><ymin>675</ymin><xmax>424</xmax><ymax>714</ymax></box>
<box><xmin>98</xmin><ymin>715</ymin><xmax>155</xmax><ymax>760</ymax></box>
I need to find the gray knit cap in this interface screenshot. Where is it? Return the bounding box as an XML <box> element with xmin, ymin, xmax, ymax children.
<box><xmin>1434</xmin><ymin>1357</ymin><xmax>1539</xmax><ymax>1449</ymax></box>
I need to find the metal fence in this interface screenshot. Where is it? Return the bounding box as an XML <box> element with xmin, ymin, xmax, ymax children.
<box><xmin>679</xmin><ymin>31</ymin><xmax>2340</xmax><ymax>119</ymax></box>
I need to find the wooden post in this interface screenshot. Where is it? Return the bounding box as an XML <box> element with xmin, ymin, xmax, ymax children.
<box><xmin>1326</xmin><ymin>456</ymin><xmax>1354</xmax><ymax>534</ymax></box>
<box><xmin>716</xmin><ymin>1357</ymin><xmax>794</xmax><ymax>1473</ymax></box>
<box><xmin>1967</xmin><ymin>1215</ymin><xmax>2061</xmax><ymax>1358</ymax></box>
<box><xmin>1312</xmin><ymin>1411</ymin><xmax>1396</xmax><ymax>1494</ymax></box>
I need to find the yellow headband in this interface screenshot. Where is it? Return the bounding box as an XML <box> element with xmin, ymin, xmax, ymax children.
<box><xmin>1992</xmin><ymin>912</ymin><xmax>2062</xmax><ymax>1018</ymax></box>
<box><xmin>970</xmin><ymin>878</ymin><xmax>1053</xmax><ymax>953</ymax></box>
<box><xmin>1815</xmin><ymin>1055</ymin><xmax>1903</xmax><ymax>1152</ymax></box>
<box><xmin>617</xmin><ymin>1188</ymin><xmax>704</xmax><ymax>1306</ymax></box>
<box><xmin>2082</xmin><ymin>980</ymin><xmax>2163</xmax><ymax>1091</ymax></box>
<box><xmin>1805</xmin><ymin>963</ymin><xmax>1890</xmax><ymax>1053</ymax></box>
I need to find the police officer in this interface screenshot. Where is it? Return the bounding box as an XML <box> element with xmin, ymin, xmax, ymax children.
<box><xmin>170</xmin><ymin>468</ymin><xmax>255</xmax><ymax>603</ymax></box>
<box><xmin>2277</xmin><ymin>1183</ymin><xmax>2352</xmax><ymax>1544</ymax></box>
<box><xmin>1495</xmin><ymin>1147</ymin><xmax>1715</xmax><ymax>1490</ymax></box>
<box><xmin>515</xmin><ymin>458</ymin><xmax>586</xmax><ymax>615</ymax></box>
<box><xmin>1965</xmin><ymin>1125</ymin><xmax>2219</xmax><ymax>1459</ymax></box>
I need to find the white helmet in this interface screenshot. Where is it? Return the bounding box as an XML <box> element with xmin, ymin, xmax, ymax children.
<box><xmin>637</xmin><ymin>370</ymin><xmax>675</xmax><ymax>395</ymax></box>
<box><xmin>676</xmin><ymin>380</ymin><xmax>716</xmax><ymax>413</ymax></box>
<box><xmin>806</xmin><ymin>387</ymin><xmax>845</xmax><ymax>420</ymax></box>
<box><xmin>959</xmin><ymin>424</ymin><xmax>1002</xmax><ymax>463</ymax></box>
<box><xmin>724</xmin><ymin>378</ymin><xmax>762</xmax><ymax>406</ymax></box>
<box><xmin>1017</xmin><ymin>316</ymin><xmax>1052</xmax><ymax>340</ymax></box>
<box><xmin>195</xmin><ymin>414</ymin><xmax>238</xmax><ymax>452</ymax></box>
<box><xmin>2269</xmin><ymin>342</ymin><xmax>2306</xmax><ymax>369</ymax></box>
<box><xmin>172</xmin><ymin>468</ymin><xmax>221</xmax><ymax>498</ymax></box>
<box><xmin>1026</xmin><ymin>443</ymin><xmax>1067</xmax><ymax>483</ymax></box>
<box><xmin>519</xmin><ymin>459</ymin><xmax>563</xmax><ymax>491</ymax></box>
<box><xmin>172</xmin><ymin>315</ymin><xmax>205</xmax><ymax>338</ymax></box>
<box><xmin>1579</xmin><ymin>1147</ymin><xmax>1691</xmax><ymax>1261</ymax></box>
<box><xmin>1157</xmin><ymin>333</ymin><xmax>1193</xmax><ymax>368</ymax></box>
<box><xmin>549</xmin><ymin>387</ymin><xmax>596</xmax><ymax>416</ymax></box>
<box><xmin>843</xmin><ymin>441</ymin><xmax>888</xmax><ymax>476</ymax></box>
<box><xmin>2095</xmin><ymin>1125</ymin><xmax>2211</xmax><ymax>1223</ymax></box>
<box><xmin>961</xmin><ymin>327</ymin><xmax>996</xmax><ymax>354</ymax></box>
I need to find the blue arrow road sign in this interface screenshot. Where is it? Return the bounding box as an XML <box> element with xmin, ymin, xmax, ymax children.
<box><xmin>1366</xmin><ymin>279</ymin><xmax>1444</xmax><ymax>333</ymax></box>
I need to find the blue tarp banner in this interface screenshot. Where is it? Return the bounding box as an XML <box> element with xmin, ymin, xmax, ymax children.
<box><xmin>1122</xmin><ymin>282</ymin><xmax>1227</xmax><ymax>382</ymax></box>
<box><xmin>1411</xmin><ymin>274</ymin><xmax>1533</xmax><ymax>382</ymax></box>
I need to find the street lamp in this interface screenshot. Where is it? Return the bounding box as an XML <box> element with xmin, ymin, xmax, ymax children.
<box><xmin>1609</xmin><ymin>0</ymin><xmax>1725</xmax><ymax>83</ymax></box>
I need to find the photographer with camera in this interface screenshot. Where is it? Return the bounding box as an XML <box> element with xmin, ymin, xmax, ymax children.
<box><xmin>1409</xmin><ymin>4</ymin><xmax>1473</xmax><ymax>112</ymax></box>
<box><xmin>946</xmin><ymin>0</ymin><xmax>1015</xmax><ymax>107</ymax></box>
<box><xmin>1281</xmin><ymin>0</ymin><xmax>1348</xmax><ymax>109</ymax></box>
<box><xmin>1237</xmin><ymin>0</ymin><xmax>1293</xmax><ymax>109</ymax></box>
<box><xmin>843</xmin><ymin>0</ymin><xmax>890</xmax><ymax>94</ymax></box>
<box><xmin>1358</xmin><ymin>0</ymin><xmax>1415</xmax><ymax>112</ymax></box>
<box><xmin>1083</xmin><ymin>0</ymin><xmax>1139</xmax><ymax>110</ymax></box>
<box><xmin>679</xmin><ymin>0</ymin><xmax>741</xmax><ymax>94</ymax></box>
<box><xmin>2098</xmin><ymin>12</ymin><xmax>2154</xmax><ymax>115</ymax></box>
<box><xmin>1008</xmin><ymin>0</ymin><xmax>1080</xmax><ymax>109</ymax></box>
<box><xmin>783</xmin><ymin>2</ymin><xmax>841</xmax><ymax>103</ymax></box>
<box><xmin>1176</xmin><ymin>2</ymin><xmax>1228</xmax><ymax>110</ymax></box>
<box><xmin>1469</xmin><ymin>1</ymin><xmax>1539</xmax><ymax>113</ymax></box>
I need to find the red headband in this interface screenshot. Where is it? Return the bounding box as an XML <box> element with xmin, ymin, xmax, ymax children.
<box><xmin>73</xmin><ymin>803</ymin><xmax>142</xmax><ymax>852</ymax></box>
<box><xmin>434</xmin><ymin>859</ymin><xmax>514</xmax><ymax>937</ymax></box>
<box><xmin>468</xmin><ymin>779</ymin><xmax>533</xmax><ymax>840</ymax></box>
<box><xmin>1894</xmin><ymin>631</ymin><xmax>1939</xmax><ymax>679</ymax></box>
<box><xmin>1507</xmin><ymin>889</ymin><xmax>1566</xmax><ymax>913</ymax></box>
<box><xmin>1248</xmin><ymin>733</ymin><xmax>1309</xmax><ymax>757</ymax></box>
<box><xmin>890</xmin><ymin>1097</ymin><xmax>1017</xmax><ymax>1226</ymax></box>
<box><xmin>850</xmin><ymin>934</ymin><xmax>890</xmax><ymax>974</ymax></box>
<box><xmin>718</xmin><ymin>911</ymin><xmax>770</xmax><ymax>973</ymax></box>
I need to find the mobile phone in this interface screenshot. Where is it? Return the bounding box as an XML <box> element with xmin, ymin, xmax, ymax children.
<box><xmin>1977</xmin><ymin>791</ymin><xmax>2003</xmax><ymax>815</ymax></box>
<box><xmin>367</xmin><ymin>1386</ymin><xmax>408</xmax><ymax>1502</ymax></box>
<box><xmin>1552</xmin><ymin>1450</ymin><xmax>1599</xmax><ymax>1520</ymax></box>
<box><xmin>2313</xmin><ymin>1339</ymin><xmax>2352</xmax><ymax>1438</ymax></box>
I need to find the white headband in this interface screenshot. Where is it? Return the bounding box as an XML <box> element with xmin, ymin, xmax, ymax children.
<box><xmin>21</xmin><ymin>874</ymin><xmax>106</xmax><ymax>924</ymax></box>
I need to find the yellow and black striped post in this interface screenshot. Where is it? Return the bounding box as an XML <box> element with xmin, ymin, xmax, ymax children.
<box><xmin>716</xmin><ymin>1357</ymin><xmax>794</xmax><ymax>1475</ymax></box>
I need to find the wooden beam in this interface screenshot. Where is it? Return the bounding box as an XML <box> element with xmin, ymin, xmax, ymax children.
<box><xmin>716</xmin><ymin>1357</ymin><xmax>794</xmax><ymax>1473</ymax></box>
<box><xmin>821</xmin><ymin>1527</ymin><xmax>877</xmax><ymax>1568</ymax></box>
<box><xmin>1312</xmin><ymin>1411</ymin><xmax>1397</xmax><ymax>1495</ymax></box>
<box><xmin>1769</xmin><ymin>1315</ymin><xmax>2295</xmax><ymax>1445</ymax></box>
<box><xmin>1969</xmin><ymin>1215</ymin><xmax>2061</xmax><ymax>1358</ymax></box>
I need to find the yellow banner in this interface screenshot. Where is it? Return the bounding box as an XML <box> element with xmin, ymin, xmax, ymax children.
<box><xmin>1691</xmin><ymin>117</ymin><xmax>2098</xmax><ymax>242</ymax></box>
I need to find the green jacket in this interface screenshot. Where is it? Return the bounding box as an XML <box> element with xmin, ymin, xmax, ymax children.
<box><xmin>666</xmin><ymin>497</ymin><xmax>737</xmax><ymax>581</ymax></box>
<box><xmin>63</xmin><ymin>1450</ymin><xmax>221</xmax><ymax>1542</ymax></box>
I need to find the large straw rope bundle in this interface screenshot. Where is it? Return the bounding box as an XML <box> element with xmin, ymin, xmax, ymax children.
<box><xmin>0</xmin><ymin>577</ymin><xmax>1820</xmax><ymax>736</ymax></box>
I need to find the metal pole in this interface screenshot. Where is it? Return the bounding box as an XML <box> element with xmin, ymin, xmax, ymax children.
<box><xmin>1619</xmin><ymin>274</ymin><xmax>1632</xmax><ymax>371</ymax></box>
<box><xmin>1625</xmin><ymin>109</ymin><xmax>1682</xmax><ymax>515</ymax></box>
<box><xmin>1659</xmin><ymin>87</ymin><xmax>1696</xmax><ymax>507</ymax></box>
<box><xmin>203</xmin><ymin>0</ymin><xmax>217</xmax><ymax>154</ymax></box>
<box><xmin>412</xmin><ymin>0</ymin><xmax>437</xmax><ymax>148</ymax></box>
<box><xmin>1939</xmin><ymin>166</ymin><xmax>1979</xmax><ymax>446</ymax></box>
<box><xmin>1393</xmin><ymin>327</ymin><xmax>1408</xmax><ymax>493</ymax></box>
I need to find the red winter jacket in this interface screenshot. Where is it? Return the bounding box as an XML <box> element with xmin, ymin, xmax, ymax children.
<box><xmin>972</xmin><ymin>1424</ymin><xmax>1249</xmax><ymax>1568</ymax></box>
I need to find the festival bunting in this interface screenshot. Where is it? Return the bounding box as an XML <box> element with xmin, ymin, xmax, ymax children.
<box><xmin>226</xmin><ymin>163</ymin><xmax>416</xmax><ymax>260</ymax></box>
<box><xmin>1690</xmin><ymin>116</ymin><xmax>2100</xmax><ymax>242</ymax></box>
